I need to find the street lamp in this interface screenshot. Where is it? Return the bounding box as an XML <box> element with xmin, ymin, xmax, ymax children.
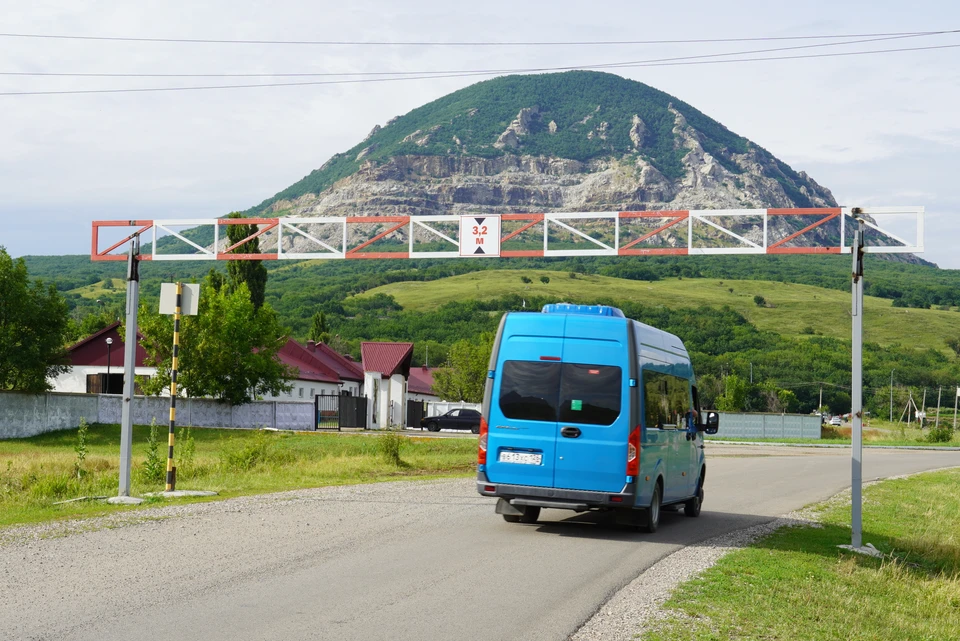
<box><xmin>106</xmin><ymin>337</ymin><xmax>114</xmax><ymax>393</ymax></box>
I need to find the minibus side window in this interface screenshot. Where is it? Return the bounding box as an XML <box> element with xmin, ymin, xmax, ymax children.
<box><xmin>643</xmin><ymin>371</ymin><xmax>691</xmax><ymax>429</ymax></box>
<box><xmin>559</xmin><ymin>364</ymin><xmax>621</xmax><ymax>426</ymax></box>
<box><xmin>499</xmin><ymin>361</ymin><xmax>560</xmax><ymax>421</ymax></box>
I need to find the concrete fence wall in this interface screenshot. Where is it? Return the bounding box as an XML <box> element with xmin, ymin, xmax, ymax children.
<box><xmin>425</xmin><ymin>401</ymin><xmax>482</xmax><ymax>417</ymax></box>
<box><xmin>717</xmin><ymin>412</ymin><xmax>822</xmax><ymax>439</ymax></box>
<box><xmin>0</xmin><ymin>390</ymin><xmax>316</xmax><ymax>439</ymax></box>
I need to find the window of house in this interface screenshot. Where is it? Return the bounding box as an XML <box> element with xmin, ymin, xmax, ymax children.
<box><xmin>299</xmin><ymin>388</ymin><xmax>304</xmax><ymax>398</ymax></box>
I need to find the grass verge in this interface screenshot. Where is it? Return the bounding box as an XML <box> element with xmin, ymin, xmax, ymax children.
<box><xmin>0</xmin><ymin>423</ymin><xmax>476</xmax><ymax>528</ymax></box>
<box><xmin>707</xmin><ymin>421</ymin><xmax>960</xmax><ymax>447</ymax></box>
<box><xmin>643</xmin><ymin>468</ymin><xmax>960</xmax><ymax>641</ymax></box>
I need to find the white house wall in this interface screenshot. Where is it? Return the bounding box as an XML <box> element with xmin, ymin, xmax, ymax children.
<box><xmin>263</xmin><ymin>379</ymin><xmax>340</xmax><ymax>401</ymax></box>
<box><xmin>50</xmin><ymin>366</ymin><xmax>158</xmax><ymax>394</ymax></box>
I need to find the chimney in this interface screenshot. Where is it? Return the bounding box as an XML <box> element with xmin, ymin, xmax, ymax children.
<box><xmin>307</xmin><ymin>340</ymin><xmax>316</xmax><ymax>352</ymax></box>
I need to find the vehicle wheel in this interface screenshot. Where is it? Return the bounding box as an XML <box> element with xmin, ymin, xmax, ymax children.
<box><xmin>518</xmin><ymin>506</ymin><xmax>540</xmax><ymax>524</ymax></box>
<box><xmin>502</xmin><ymin>514</ymin><xmax>521</xmax><ymax>523</ymax></box>
<box><xmin>641</xmin><ymin>482</ymin><xmax>662</xmax><ymax>533</ymax></box>
<box><xmin>684</xmin><ymin>485</ymin><xmax>703</xmax><ymax>518</ymax></box>
<box><xmin>470</xmin><ymin>424</ymin><xmax>480</xmax><ymax>434</ymax></box>
<box><xmin>426</xmin><ymin>422</ymin><xmax>440</xmax><ymax>432</ymax></box>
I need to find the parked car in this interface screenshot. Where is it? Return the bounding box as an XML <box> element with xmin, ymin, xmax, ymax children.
<box><xmin>421</xmin><ymin>408</ymin><xmax>482</xmax><ymax>433</ymax></box>
<box><xmin>829</xmin><ymin>416</ymin><xmax>842</xmax><ymax>426</ymax></box>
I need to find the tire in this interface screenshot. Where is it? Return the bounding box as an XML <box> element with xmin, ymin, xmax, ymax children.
<box><xmin>684</xmin><ymin>486</ymin><xmax>703</xmax><ymax>518</ymax></box>
<box><xmin>518</xmin><ymin>506</ymin><xmax>540</xmax><ymax>524</ymax></box>
<box><xmin>502</xmin><ymin>514</ymin><xmax>521</xmax><ymax>523</ymax></box>
<box><xmin>426</xmin><ymin>422</ymin><xmax>440</xmax><ymax>432</ymax></box>
<box><xmin>642</xmin><ymin>482</ymin><xmax>662</xmax><ymax>533</ymax></box>
<box><xmin>470</xmin><ymin>424</ymin><xmax>480</xmax><ymax>434</ymax></box>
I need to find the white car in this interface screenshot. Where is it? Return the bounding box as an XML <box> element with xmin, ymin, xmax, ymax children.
<box><xmin>829</xmin><ymin>416</ymin><xmax>842</xmax><ymax>426</ymax></box>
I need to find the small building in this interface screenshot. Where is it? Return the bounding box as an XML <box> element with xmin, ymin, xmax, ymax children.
<box><xmin>304</xmin><ymin>340</ymin><xmax>364</xmax><ymax>397</ymax></box>
<box><xmin>266</xmin><ymin>340</ymin><xmax>342</xmax><ymax>400</ymax></box>
<box><xmin>361</xmin><ymin>342</ymin><xmax>413</xmax><ymax>429</ymax></box>
<box><xmin>50</xmin><ymin>322</ymin><xmax>156</xmax><ymax>394</ymax></box>
<box><xmin>407</xmin><ymin>366</ymin><xmax>440</xmax><ymax>403</ymax></box>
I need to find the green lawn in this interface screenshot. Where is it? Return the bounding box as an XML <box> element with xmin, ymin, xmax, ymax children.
<box><xmin>356</xmin><ymin>270</ymin><xmax>960</xmax><ymax>353</ymax></box>
<box><xmin>643</xmin><ymin>468</ymin><xmax>960</xmax><ymax>641</ymax></box>
<box><xmin>0</xmin><ymin>423</ymin><xmax>476</xmax><ymax>528</ymax></box>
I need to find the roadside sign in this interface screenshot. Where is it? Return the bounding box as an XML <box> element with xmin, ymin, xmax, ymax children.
<box><xmin>159</xmin><ymin>283</ymin><xmax>200</xmax><ymax>315</ymax></box>
<box><xmin>459</xmin><ymin>216</ymin><xmax>501</xmax><ymax>257</ymax></box>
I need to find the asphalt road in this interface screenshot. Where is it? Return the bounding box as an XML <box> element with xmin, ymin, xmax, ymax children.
<box><xmin>2</xmin><ymin>446</ymin><xmax>957</xmax><ymax>641</ymax></box>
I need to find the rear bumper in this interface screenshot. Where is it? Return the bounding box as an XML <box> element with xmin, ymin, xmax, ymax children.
<box><xmin>477</xmin><ymin>471</ymin><xmax>635</xmax><ymax>511</ymax></box>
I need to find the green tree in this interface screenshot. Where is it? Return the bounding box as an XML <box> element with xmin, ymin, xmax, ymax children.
<box><xmin>716</xmin><ymin>374</ymin><xmax>748</xmax><ymax>411</ymax></box>
<box><xmin>0</xmin><ymin>247</ymin><xmax>70</xmax><ymax>392</ymax></box>
<box><xmin>136</xmin><ymin>275</ymin><xmax>293</xmax><ymax>405</ymax></box>
<box><xmin>310</xmin><ymin>311</ymin><xmax>331</xmax><ymax>344</ymax></box>
<box><xmin>224</xmin><ymin>212</ymin><xmax>268</xmax><ymax>311</ymax></box>
<box><xmin>753</xmin><ymin>295</ymin><xmax>766</xmax><ymax>307</ymax></box>
<box><xmin>432</xmin><ymin>333</ymin><xmax>494</xmax><ymax>402</ymax></box>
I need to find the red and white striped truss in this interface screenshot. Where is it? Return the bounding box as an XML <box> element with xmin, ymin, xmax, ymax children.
<box><xmin>91</xmin><ymin>206</ymin><xmax>923</xmax><ymax>261</ymax></box>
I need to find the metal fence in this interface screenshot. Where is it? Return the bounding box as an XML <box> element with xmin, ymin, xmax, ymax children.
<box><xmin>716</xmin><ymin>412</ymin><xmax>822</xmax><ymax>439</ymax></box>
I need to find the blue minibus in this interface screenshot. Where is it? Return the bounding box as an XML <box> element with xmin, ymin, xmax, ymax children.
<box><xmin>477</xmin><ymin>304</ymin><xmax>719</xmax><ymax>532</ymax></box>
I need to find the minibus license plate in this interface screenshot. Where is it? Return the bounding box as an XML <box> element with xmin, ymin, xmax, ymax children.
<box><xmin>499</xmin><ymin>451</ymin><xmax>542</xmax><ymax>465</ymax></box>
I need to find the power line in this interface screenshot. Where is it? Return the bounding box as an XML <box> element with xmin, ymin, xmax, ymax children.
<box><xmin>1</xmin><ymin>31</ymin><xmax>941</xmax><ymax>78</ymax></box>
<box><xmin>2</xmin><ymin>42</ymin><xmax>958</xmax><ymax>97</ymax></box>
<box><xmin>0</xmin><ymin>29</ymin><xmax>954</xmax><ymax>47</ymax></box>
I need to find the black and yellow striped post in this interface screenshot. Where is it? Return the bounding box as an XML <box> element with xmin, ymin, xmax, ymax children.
<box><xmin>166</xmin><ymin>281</ymin><xmax>182</xmax><ymax>491</ymax></box>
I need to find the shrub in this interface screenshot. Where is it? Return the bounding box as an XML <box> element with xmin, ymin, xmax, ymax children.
<box><xmin>74</xmin><ymin>417</ymin><xmax>89</xmax><ymax>479</ymax></box>
<box><xmin>176</xmin><ymin>426</ymin><xmax>196</xmax><ymax>479</ymax></box>
<box><xmin>520</xmin><ymin>276</ymin><xmax>532</xmax><ymax>284</ymax></box>
<box><xmin>754</xmin><ymin>295</ymin><xmax>767</xmax><ymax>307</ymax></box>
<box><xmin>927</xmin><ymin>425</ymin><xmax>954</xmax><ymax>443</ymax></box>
<box><xmin>539</xmin><ymin>276</ymin><xmax>550</xmax><ymax>284</ymax></box>
<box><xmin>378</xmin><ymin>431</ymin><xmax>404</xmax><ymax>466</ymax></box>
<box><xmin>139</xmin><ymin>419</ymin><xmax>165</xmax><ymax>485</ymax></box>
<box><xmin>221</xmin><ymin>430</ymin><xmax>275</xmax><ymax>471</ymax></box>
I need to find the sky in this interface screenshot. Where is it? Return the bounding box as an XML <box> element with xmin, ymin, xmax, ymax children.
<box><xmin>1</xmin><ymin>1</ymin><xmax>958</xmax><ymax>267</ymax></box>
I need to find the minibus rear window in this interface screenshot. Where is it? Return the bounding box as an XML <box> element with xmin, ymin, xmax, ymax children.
<box><xmin>499</xmin><ymin>361</ymin><xmax>622</xmax><ymax>425</ymax></box>
<box><xmin>499</xmin><ymin>361</ymin><xmax>561</xmax><ymax>422</ymax></box>
<box><xmin>559</xmin><ymin>364</ymin><xmax>621</xmax><ymax>425</ymax></box>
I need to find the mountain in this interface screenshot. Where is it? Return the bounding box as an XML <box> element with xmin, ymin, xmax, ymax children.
<box><xmin>244</xmin><ymin>70</ymin><xmax>845</xmax><ymax>254</ymax></box>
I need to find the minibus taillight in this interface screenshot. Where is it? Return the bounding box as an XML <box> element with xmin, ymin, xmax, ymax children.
<box><xmin>626</xmin><ymin>426</ymin><xmax>640</xmax><ymax>476</ymax></box>
<box><xmin>478</xmin><ymin>416</ymin><xmax>489</xmax><ymax>465</ymax></box>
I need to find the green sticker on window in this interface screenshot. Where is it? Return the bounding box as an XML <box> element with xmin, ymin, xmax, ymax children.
<box><xmin>571</xmin><ymin>399</ymin><xmax>582</xmax><ymax>411</ymax></box>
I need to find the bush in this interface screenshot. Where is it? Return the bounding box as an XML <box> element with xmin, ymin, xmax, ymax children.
<box><xmin>74</xmin><ymin>417</ymin><xmax>89</xmax><ymax>479</ymax></box>
<box><xmin>378</xmin><ymin>431</ymin><xmax>404</xmax><ymax>466</ymax></box>
<box><xmin>138</xmin><ymin>419</ymin><xmax>165</xmax><ymax>485</ymax></box>
<box><xmin>754</xmin><ymin>295</ymin><xmax>767</xmax><ymax>307</ymax></box>
<box><xmin>221</xmin><ymin>430</ymin><xmax>275</xmax><ymax>471</ymax></box>
<box><xmin>927</xmin><ymin>425</ymin><xmax>954</xmax><ymax>443</ymax></box>
<box><xmin>539</xmin><ymin>276</ymin><xmax>550</xmax><ymax>284</ymax></box>
<box><xmin>520</xmin><ymin>276</ymin><xmax>532</xmax><ymax>284</ymax></box>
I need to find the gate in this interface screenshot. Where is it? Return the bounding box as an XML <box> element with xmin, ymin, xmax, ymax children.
<box><xmin>315</xmin><ymin>394</ymin><xmax>369</xmax><ymax>430</ymax></box>
<box><xmin>339</xmin><ymin>395</ymin><xmax>367</xmax><ymax>429</ymax></box>
<box><xmin>406</xmin><ymin>400</ymin><xmax>427</xmax><ymax>429</ymax></box>
<box><xmin>313</xmin><ymin>394</ymin><xmax>367</xmax><ymax>431</ymax></box>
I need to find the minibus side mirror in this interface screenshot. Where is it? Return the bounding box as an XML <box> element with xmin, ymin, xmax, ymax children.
<box><xmin>701</xmin><ymin>411</ymin><xmax>719</xmax><ymax>435</ymax></box>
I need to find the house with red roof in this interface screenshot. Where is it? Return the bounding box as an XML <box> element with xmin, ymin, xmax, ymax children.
<box><xmin>50</xmin><ymin>322</ymin><xmax>156</xmax><ymax>394</ymax></box>
<box><xmin>361</xmin><ymin>341</ymin><xmax>413</xmax><ymax>429</ymax></box>
<box><xmin>407</xmin><ymin>366</ymin><xmax>440</xmax><ymax>403</ymax></box>
<box><xmin>265</xmin><ymin>339</ymin><xmax>365</xmax><ymax>401</ymax></box>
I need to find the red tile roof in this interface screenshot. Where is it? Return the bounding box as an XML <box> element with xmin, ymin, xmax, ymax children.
<box><xmin>407</xmin><ymin>366</ymin><xmax>438</xmax><ymax>395</ymax></box>
<box><xmin>361</xmin><ymin>342</ymin><xmax>414</xmax><ymax>378</ymax></box>
<box><xmin>67</xmin><ymin>321</ymin><xmax>150</xmax><ymax>368</ymax></box>
<box><xmin>277</xmin><ymin>340</ymin><xmax>340</xmax><ymax>384</ymax></box>
<box><xmin>306</xmin><ymin>341</ymin><xmax>364</xmax><ymax>381</ymax></box>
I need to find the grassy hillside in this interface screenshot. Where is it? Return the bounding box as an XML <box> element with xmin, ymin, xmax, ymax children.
<box><xmin>357</xmin><ymin>270</ymin><xmax>960</xmax><ymax>354</ymax></box>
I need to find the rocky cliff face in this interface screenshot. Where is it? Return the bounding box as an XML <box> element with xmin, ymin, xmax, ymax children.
<box><xmin>248</xmin><ymin>72</ymin><xmax>846</xmax><ymax>253</ymax></box>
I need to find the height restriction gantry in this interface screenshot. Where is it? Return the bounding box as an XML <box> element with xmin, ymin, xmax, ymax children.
<box><xmin>91</xmin><ymin>207</ymin><xmax>923</xmax><ymax>261</ymax></box>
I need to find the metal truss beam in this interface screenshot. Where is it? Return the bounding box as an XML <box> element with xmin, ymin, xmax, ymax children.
<box><xmin>90</xmin><ymin>207</ymin><xmax>924</xmax><ymax>261</ymax></box>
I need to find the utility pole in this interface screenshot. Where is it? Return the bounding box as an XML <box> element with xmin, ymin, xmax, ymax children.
<box><xmin>935</xmin><ymin>387</ymin><xmax>942</xmax><ymax>429</ymax></box>
<box><xmin>850</xmin><ymin>215</ymin><xmax>865</xmax><ymax>550</ymax></box>
<box><xmin>109</xmin><ymin>235</ymin><xmax>143</xmax><ymax>505</ymax></box>
<box><xmin>889</xmin><ymin>369</ymin><xmax>895</xmax><ymax>422</ymax></box>
<box><xmin>921</xmin><ymin>388</ymin><xmax>927</xmax><ymax>428</ymax></box>
<box><xmin>819</xmin><ymin>384</ymin><xmax>823</xmax><ymax>414</ymax></box>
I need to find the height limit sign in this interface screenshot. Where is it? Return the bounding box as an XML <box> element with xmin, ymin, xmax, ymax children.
<box><xmin>459</xmin><ymin>215</ymin><xmax>501</xmax><ymax>257</ymax></box>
